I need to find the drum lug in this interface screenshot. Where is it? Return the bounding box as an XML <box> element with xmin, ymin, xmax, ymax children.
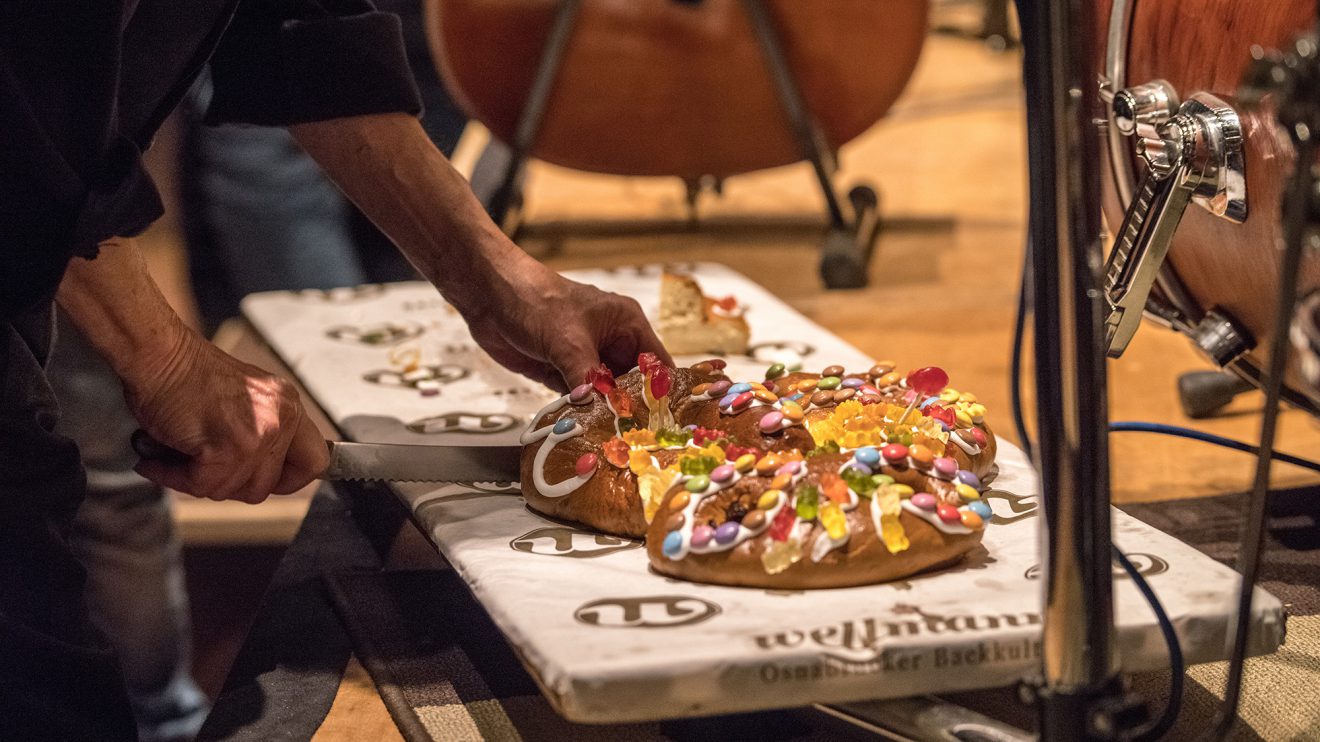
<box><xmin>1189</xmin><ymin>307</ymin><xmax>1255</xmax><ymax>368</ymax></box>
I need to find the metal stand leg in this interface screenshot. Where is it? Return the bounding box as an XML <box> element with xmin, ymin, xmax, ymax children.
<box><xmin>742</xmin><ymin>0</ymin><xmax>881</xmax><ymax>289</ymax></box>
<box><xmin>481</xmin><ymin>0</ymin><xmax>582</xmax><ymax>236</ymax></box>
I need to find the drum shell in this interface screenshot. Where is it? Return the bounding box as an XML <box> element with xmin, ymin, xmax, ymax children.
<box><xmin>425</xmin><ymin>0</ymin><xmax>928</xmax><ymax>178</ymax></box>
<box><xmin>1098</xmin><ymin>0</ymin><xmax>1319</xmax><ymax>398</ymax></box>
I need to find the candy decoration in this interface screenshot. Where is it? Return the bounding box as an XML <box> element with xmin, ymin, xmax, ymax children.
<box><xmin>709</xmin><ymin>379</ymin><xmax>732</xmax><ymax>397</ymax></box>
<box><xmin>649</xmin><ymin>365</ymin><xmax>672</xmax><ymax>399</ymax></box>
<box><xmin>854</xmin><ymin>446</ymin><xmax>881</xmax><ymax>467</ymax></box>
<box><xmin>552</xmin><ymin>418</ymin><xmax>576</xmax><ymax>435</ymax></box>
<box><xmin>766</xmin><ymin>363</ymin><xmax>787</xmax><ymax>379</ymax></box>
<box><xmin>821</xmin><ymin>501</ymin><xmax>848</xmax><ymax>540</ymax></box>
<box><xmin>971</xmin><ymin>427</ymin><xmax>988</xmax><ymax>446</ymax></box>
<box><xmin>881</xmin><ymin>443</ymin><xmax>909</xmax><ymax>463</ymax></box>
<box><xmin>731</xmin><ymin>391</ymin><xmax>753</xmax><ymax>411</ymax></box>
<box><xmin>841</xmin><ymin>377</ymin><xmax>865</xmax><ymax>389</ymax></box>
<box><xmin>761</xmin><ymin>538</ymin><xmax>803</xmax><ymax>574</ymax></box>
<box><xmin>685</xmin><ymin>475</ymin><xmax>710</xmax><ymax>492</ymax></box>
<box><xmin>960</xmin><ymin>510</ymin><xmax>984</xmax><ymax>529</ymax></box>
<box><xmin>936</xmin><ymin>503</ymin><xmax>961</xmax><ymax>523</ymax></box>
<box><xmin>810</xmin><ymin>390</ymin><xmax>834</xmax><ymax>407</ymax></box>
<box><xmin>690</xmin><ymin>382</ymin><xmax>711</xmax><ymax>396</ymax></box>
<box><xmin>924</xmin><ymin>404</ymin><xmax>956</xmax><ymax>428</ymax></box>
<box><xmin>821</xmin><ymin>473</ymin><xmax>850</xmax><ymax>504</ymax></box>
<box><xmin>665</xmin><ymin>513</ymin><xmax>685</xmax><ymax>532</ymax></box>
<box><xmin>758</xmin><ymin>489</ymin><xmax>783</xmax><ymax>510</ymax></box>
<box><xmin>875</xmin><ymin>483</ymin><xmax>910</xmax><ymax>553</ymax></box>
<box><xmin>719</xmin><ymin>393</ymin><xmax>739</xmax><ymax>408</ymax></box>
<box><xmin>776</xmin><ymin>461</ymin><xmax>802</xmax><ymax>476</ymax></box>
<box><xmin>575</xmin><ymin>453</ymin><xmax>598</xmax><ymax>476</ymax></box>
<box><xmin>795</xmin><ymin>485</ymin><xmax>820</xmax><ymax>520</ymax></box>
<box><xmin>817</xmin><ymin>376</ymin><xmax>842</xmax><ymax>390</ymax></box>
<box><xmin>662</xmin><ymin>531</ymin><xmax>684</xmax><ymax>557</ymax></box>
<box><xmin>742</xmin><ymin>510</ymin><xmax>767</xmax><ymax>530</ymax></box>
<box><xmin>870</xmin><ymin>361</ymin><xmax>896</xmax><ymax>377</ymax></box>
<box><xmin>911</xmin><ymin>493</ymin><xmax>937</xmax><ymax>511</ymax></box>
<box><xmin>706</xmin><ymin>358</ymin><xmax>728</xmax><ymax>370</ymax></box>
<box><xmin>768</xmin><ymin>502</ymin><xmax>797</xmax><ymax>541</ymax></box>
<box><xmin>670</xmin><ymin>491</ymin><xmax>691</xmax><ymax>510</ymax></box>
<box><xmin>832</xmin><ymin>388</ymin><xmax>856</xmax><ymax>403</ymax></box>
<box><xmin>734</xmin><ymin>454</ymin><xmax>757</xmax><ymax>473</ymax></box>
<box><xmin>710</xmin><ymin>464</ymin><xmax>735</xmax><ymax>483</ymax></box>
<box><xmin>897</xmin><ymin>365</ymin><xmax>949</xmax><ymax>423</ymax></box>
<box><xmin>607</xmin><ymin>387</ymin><xmax>633</xmax><ymax>417</ymax></box>
<box><xmin>714</xmin><ymin>521</ymin><xmax>740</xmax><ymax>545</ymax></box>
<box><xmin>822</xmin><ymin>365</ymin><xmax>845</xmax><ymax>377</ymax></box>
<box><xmin>956</xmin><ymin>470</ymin><xmax>981</xmax><ymax>488</ymax></box>
<box><xmin>729</xmin><ymin>382</ymin><xmax>753</xmax><ymax>394</ymax></box>
<box><xmin>955</xmin><ymin>483</ymin><xmax>981</xmax><ymax>502</ymax></box>
<box><xmin>969</xmin><ymin>501</ymin><xmax>994</xmax><ymax>520</ymax></box>
<box><xmin>585</xmin><ymin>364</ymin><xmax>615</xmax><ymax>395</ymax></box>
<box><xmin>781</xmin><ymin>400</ymin><xmax>805</xmax><ymax>421</ymax></box>
<box><xmin>691</xmin><ymin>524</ymin><xmax>715</xmax><ymax>548</ymax></box>
<box><xmin>909</xmin><ymin>444</ymin><xmax>935</xmax><ymax>467</ymax></box>
<box><xmin>759</xmin><ymin>411</ymin><xmax>785</xmax><ymax>432</ymax></box>
<box><xmin>602</xmin><ymin>438</ymin><xmax>629</xmax><ymax>468</ymax></box>
<box><xmin>569</xmin><ymin>383</ymin><xmax>593</xmax><ymax>404</ymax></box>
<box><xmin>932</xmin><ymin>457</ymin><xmax>958</xmax><ymax>478</ymax></box>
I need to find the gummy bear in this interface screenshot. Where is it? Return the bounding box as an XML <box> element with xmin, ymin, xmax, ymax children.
<box><xmin>649</xmin><ymin>364</ymin><xmax>672</xmax><ymax>399</ymax></box>
<box><xmin>821</xmin><ymin>501</ymin><xmax>848</xmax><ymax>540</ymax></box>
<box><xmin>760</xmin><ymin>537</ymin><xmax>802</xmax><ymax>575</ymax></box>
<box><xmin>586</xmin><ymin>363</ymin><xmax>615</xmax><ymax>395</ymax></box>
<box><xmin>795</xmin><ymin>485</ymin><xmax>820</xmax><ymax>521</ymax></box>
<box><xmin>602</xmin><ymin>437</ymin><xmax>630</xmax><ymax>468</ymax></box>
<box><xmin>768</xmin><ymin>504</ymin><xmax>797</xmax><ymax>542</ymax></box>
<box><xmin>924</xmin><ymin>403</ymin><xmax>955</xmax><ymax>428</ymax></box>
<box><xmin>637</xmin><ymin>352</ymin><xmax>663</xmax><ymax>376</ymax></box>
<box><xmin>607</xmin><ymin>387</ymin><xmax>633</xmax><ymax>417</ymax></box>
<box><xmin>691</xmin><ymin>427</ymin><xmax>725</xmax><ymax>446</ymax></box>
<box><xmin>821</xmin><ymin>473</ymin><xmax>850</xmax><ymax>504</ymax></box>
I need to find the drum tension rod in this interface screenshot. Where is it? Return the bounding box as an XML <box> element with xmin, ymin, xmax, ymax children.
<box><xmin>1103</xmin><ymin>90</ymin><xmax>1248</xmax><ymax>359</ymax></box>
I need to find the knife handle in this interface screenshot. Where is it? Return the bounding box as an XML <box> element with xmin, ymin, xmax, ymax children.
<box><xmin>130</xmin><ymin>430</ymin><xmax>190</xmax><ymax>465</ymax></box>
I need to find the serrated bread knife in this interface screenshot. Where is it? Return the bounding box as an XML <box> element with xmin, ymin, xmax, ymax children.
<box><xmin>131</xmin><ymin>431</ymin><xmax>521</xmax><ymax>485</ymax></box>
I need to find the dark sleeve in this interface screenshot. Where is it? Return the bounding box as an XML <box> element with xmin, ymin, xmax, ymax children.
<box><xmin>206</xmin><ymin>0</ymin><xmax>422</xmax><ymax>126</ymax></box>
<box><xmin>0</xmin><ymin>2</ymin><xmax>163</xmax><ymax>320</ymax></box>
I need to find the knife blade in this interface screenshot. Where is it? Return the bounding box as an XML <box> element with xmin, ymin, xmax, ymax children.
<box><xmin>131</xmin><ymin>431</ymin><xmax>521</xmax><ymax>485</ymax></box>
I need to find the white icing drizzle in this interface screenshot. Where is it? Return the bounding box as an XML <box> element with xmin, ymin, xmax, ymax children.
<box><xmin>666</xmin><ymin>463</ymin><xmax>808</xmax><ymax>561</ymax></box>
<box><xmin>811</xmin><ymin>528</ymin><xmax>849</xmax><ymax>563</ymax></box>
<box><xmin>524</xmin><ymin>422</ymin><xmax>593</xmax><ymax>498</ymax></box>
<box><xmin>950</xmin><ymin>432</ymin><xmax>982</xmax><ymax>457</ymax></box>
<box><xmin>520</xmin><ymin>395</ymin><xmax>570</xmax><ymax>444</ymax></box>
<box><xmin>901</xmin><ymin>500</ymin><xmax>974</xmax><ymax>535</ymax></box>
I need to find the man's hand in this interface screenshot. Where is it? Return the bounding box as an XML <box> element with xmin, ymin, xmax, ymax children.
<box><xmin>123</xmin><ymin>328</ymin><xmax>329</xmax><ymax>503</ymax></box>
<box><xmin>57</xmin><ymin>238</ymin><xmax>328</xmax><ymax>503</ymax></box>
<box><xmin>290</xmin><ymin>115</ymin><xmax>673</xmax><ymax>391</ymax></box>
<box><xmin>465</xmin><ymin>256</ymin><xmax>672</xmax><ymax>391</ymax></box>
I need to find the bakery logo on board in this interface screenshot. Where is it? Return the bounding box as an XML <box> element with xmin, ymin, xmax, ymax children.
<box><xmin>293</xmin><ymin>284</ymin><xmax>386</xmax><ymax>303</ymax></box>
<box><xmin>510</xmin><ymin>527</ymin><xmax>643</xmax><ymax>558</ymax></box>
<box><xmin>325</xmin><ymin>322</ymin><xmax>425</xmax><ymax>346</ymax></box>
<box><xmin>743</xmin><ymin>341</ymin><xmax>817</xmax><ymax>364</ymax></box>
<box><xmin>754</xmin><ymin>605</ymin><xmax>1042</xmax><ymax>683</ymax></box>
<box><xmin>574</xmin><ymin>596</ymin><xmax>721</xmax><ymax>628</ymax></box>
<box><xmin>362</xmin><ymin>364</ymin><xmax>470</xmax><ymax>389</ymax></box>
<box><xmin>981</xmin><ymin>487</ymin><xmax>1040</xmax><ymax>524</ymax></box>
<box><xmin>406</xmin><ymin>412</ymin><xmax>521</xmax><ymax>435</ymax></box>
<box><xmin>1023</xmin><ymin>552</ymin><xmax>1169</xmax><ymax>581</ymax></box>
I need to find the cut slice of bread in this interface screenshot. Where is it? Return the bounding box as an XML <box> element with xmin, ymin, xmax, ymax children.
<box><xmin>658</xmin><ymin>273</ymin><xmax>749</xmax><ymax>355</ymax></box>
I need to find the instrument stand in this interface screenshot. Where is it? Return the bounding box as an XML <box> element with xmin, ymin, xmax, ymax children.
<box><xmin>468</xmin><ymin>0</ymin><xmax>883</xmax><ymax>290</ymax></box>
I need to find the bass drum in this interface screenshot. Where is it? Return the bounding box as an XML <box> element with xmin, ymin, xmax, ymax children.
<box><xmin>1098</xmin><ymin>0</ymin><xmax>1320</xmax><ymax>414</ymax></box>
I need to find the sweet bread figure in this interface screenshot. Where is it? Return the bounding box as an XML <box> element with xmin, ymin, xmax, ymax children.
<box><xmin>519</xmin><ymin>356</ymin><xmax>996</xmax><ymax>587</ymax></box>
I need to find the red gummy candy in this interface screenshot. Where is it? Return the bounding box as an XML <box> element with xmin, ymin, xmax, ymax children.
<box><xmin>924</xmin><ymin>403</ymin><xmax>955</xmax><ymax>427</ymax></box>
<box><xmin>906</xmin><ymin>366</ymin><xmax>949</xmax><ymax>395</ymax></box>
<box><xmin>585</xmin><ymin>364</ymin><xmax>615</xmax><ymax>395</ymax></box>
<box><xmin>724</xmin><ymin>443</ymin><xmax>760</xmax><ymax>462</ymax></box>
<box><xmin>691</xmin><ymin>427</ymin><xmax>725</xmax><ymax>446</ymax></box>
<box><xmin>716</xmin><ymin>296</ymin><xmax>738</xmax><ymax>312</ymax></box>
<box><xmin>768</xmin><ymin>503</ymin><xmax>797</xmax><ymax>541</ymax></box>
<box><xmin>649</xmin><ymin>364</ymin><xmax>672</xmax><ymax>398</ymax></box>
<box><xmin>637</xmin><ymin>352</ymin><xmax>663</xmax><ymax>375</ymax></box>
<box><xmin>607</xmin><ymin>387</ymin><xmax>633</xmax><ymax>417</ymax></box>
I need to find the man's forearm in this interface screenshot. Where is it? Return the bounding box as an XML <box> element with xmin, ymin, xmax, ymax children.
<box><xmin>289</xmin><ymin>113</ymin><xmax>517</xmax><ymax>316</ymax></box>
<box><xmin>56</xmin><ymin>238</ymin><xmax>187</xmax><ymax>383</ymax></box>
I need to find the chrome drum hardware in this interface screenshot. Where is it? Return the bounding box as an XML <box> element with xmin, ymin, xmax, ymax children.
<box><xmin>1102</xmin><ymin>87</ymin><xmax>1248</xmax><ymax>357</ymax></box>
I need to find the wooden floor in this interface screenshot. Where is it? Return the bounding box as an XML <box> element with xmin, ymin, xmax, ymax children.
<box><xmin>127</xmin><ymin>22</ymin><xmax>1320</xmax><ymax>740</ymax></box>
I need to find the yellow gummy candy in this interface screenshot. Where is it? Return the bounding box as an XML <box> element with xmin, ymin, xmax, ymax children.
<box><xmin>875</xmin><ymin>485</ymin><xmax>910</xmax><ymax>554</ymax></box>
<box><xmin>639</xmin><ymin>464</ymin><xmax>682</xmax><ymax>522</ymax></box>
<box><xmin>760</xmin><ymin>538</ymin><xmax>803</xmax><ymax>575</ymax></box>
<box><xmin>821</xmin><ymin>501</ymin><xmax>848</xmax><ymax>540</ymax></box>
<box><xmin>628</xmin><ymin>448</ymin><xmax>654</xmax><ymax>476</ymax></box>
<box><xmin>623</xmin><ymin>429</ymin><xmax>658</xmax><ymax>449</ymax></box>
